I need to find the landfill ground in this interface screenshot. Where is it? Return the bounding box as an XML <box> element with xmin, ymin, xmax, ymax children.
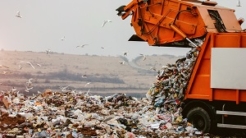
<box><xmin>0</xmin><ymin>50</ymin><xmax>246</xmax><ymax>137</ymax></box>
<box><xmin>0</xmin><ymin>90</ymin><xmax>245</xmax><ymax>138</ymax></box>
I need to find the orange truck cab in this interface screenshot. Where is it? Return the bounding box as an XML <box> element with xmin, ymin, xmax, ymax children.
<box><xmin>117</xmin><ymin>0</ymin><xmax>246</xmax><ymax>133</ymax></box>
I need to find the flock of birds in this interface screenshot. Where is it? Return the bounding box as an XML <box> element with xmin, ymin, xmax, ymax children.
<box><xmin>12</xmin><ymin>0</ymin><xmax>243</xmax><ymax>67</ymax></box>
<box><xmin>1</xmin><ymin>51</ymin><xmax>149</xmax><ymax>96</ymax></box>
<box><xmin>8</xmin><ymin>78</ymin><xmax>34</xmax><ymax>93</ymax></box>
<box><xmin>14</xmin><ymin>11</ymin><xmax>137</xmax><ymax>66</ymax></box>
<box><xmin>14</xmin><ymin>0</ymin><xmax>242</xmax><ymax>20</ymax></box>
<box><xmin>0</xmin><ymin>57</ymin><xmax>95</xmax><ymax>94</ymax></box>
<box><xmin>11</xmin><ymin>0</ymin><xmax>241</xmax><ymax>93</ymax></box>
<box><xmin>0</xmin><ymin>48</ymin><xmax>149</xmax><ymax>95</ymax></box>
<box><xmin>15</xmin><ymin>11</ymin><xmax>113</xmax><ymax>27</ymax></box>
<box><xmin>15</xmin><ymin>10</ymin><xmax>112</xmax><ymax>52</ymax></box>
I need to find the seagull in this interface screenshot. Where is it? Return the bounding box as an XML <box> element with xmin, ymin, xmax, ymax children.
<box><xmin>101</xmin><ymin>47</ymin><xmax>104</xmax><ymax>49</ymax></box>
<box><xmin>142</xmin><ymin>56</ymin><xmax>146</xmax><ymax>61</ymax></box>
<box><xmin>102</xmin><ymin>20</ymin><xmax>112</xmax><ymax>27</ymax></box>
<box><xmin>150</xmin><ymin>66</ymin><xmax>157</xmax><ymax>71</ymax></box>
<box><xmin>15</xmin><ymin>11</ymin><xmax>22</xmax><ymax>18</ymax></box>
<box><xmin>27</xmin><ymin>78</ymin><xmax>33</xmax><ymax>83</ymax></box>
<box><xmin>26</xmin><ymin>61</ymin><xmax>35</xmax><ymax>69</ymax></box>
<box><xmin>84</xmin><ymin>82</ymin><xmax>91</xmax><ymax>87</ymax></box>
<box><xmin>85</xmin><ymin>89</ymin><xmax>90</xmax><ymax>96</ymax></box>
<box><xmin>123</xmin><ymin>52</ymin><xmax>128</xmax><ymax>56</ymax></box>
<box><xmin>140</xmin><ymin>54</ymin><xmax>146</xmax><ymax>61</ymax></box>
<box><xmin>26</xmin><ymin>78</ymin><xmax>33</xmax><ymax>86</ymax></box>
<box><xmin>119</xmin><ymin>61</ymin><xmax>125</xmax><ymax>65</ymax></box>
<box><xmin>46</xmin><ymin>49</ymin><xmax>51</xmax><ymax>54</ymax></box>
<box><xmin>25</xmin><ymin>86</ymin><xmax>33</xmax><ymax>92</ymax></box>
<box><xmin>82</xmin><ymin>75</ymin><xmax>87</xmax><ymax>78</ymax></box>
<box><xmin>11</xmin><ymin>87</ymin><xmax>17</xmax><ymax>92</ymax></box>
<box><xmin>61</xmin><ymin>36</ymin><xmax>65</xmax><ymax>41</ymax></box>
<box><xmin>237</xmin><ymin>0</ymin><xmax>241</xmax><ymax>7</ymax></box>
<box><xmin>76</xmin><ymin>44</ymin><xmax>88</xmax><ymax>48</ymax></box>
<box><xmin>59</xmin><ymin>85</ymin><xmax>70</xmax><ymax>92</ymax></box>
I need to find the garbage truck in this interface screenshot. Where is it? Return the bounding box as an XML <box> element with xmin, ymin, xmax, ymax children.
<box><xmin>116</xmin><ymin>0</ymin><xmax>246</xmax><ymax>133</ymax></box>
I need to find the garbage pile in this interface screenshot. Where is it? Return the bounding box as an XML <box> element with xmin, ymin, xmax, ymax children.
<box><xmin>146</xmin><ymin>39</ymin><xmax>203</xmax><ymax>113</ymax></box>
<box><xmin>0</xmin><ymin>40</ymin><xmax>209</xmax><ymax>138</ymax></box>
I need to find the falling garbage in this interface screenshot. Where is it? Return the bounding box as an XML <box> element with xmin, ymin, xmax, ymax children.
<box><xmin>0</xmin><ymin>39</ymin><xmax>218</xmax><ymax>137</ymax></box>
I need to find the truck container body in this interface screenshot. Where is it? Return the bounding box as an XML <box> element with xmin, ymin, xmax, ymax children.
<box><xmin>186</xmin><ymin>32</ymin><xmax>246</xmax><ymax>103</ymax></box>
<box><xmin>182</xmin><ymin>32</ymin><xmax>246</xmax><ymax>132</ymax></box>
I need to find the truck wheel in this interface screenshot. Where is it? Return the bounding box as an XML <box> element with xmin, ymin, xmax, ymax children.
<box><xmin>187</xmin><ymin>107</ymin><xmax>211</xmax><ymax>133</ymax></box>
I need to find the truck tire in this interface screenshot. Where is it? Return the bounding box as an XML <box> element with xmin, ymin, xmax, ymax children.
<box><xmin>187</xmin><ymin>107</ymin><xmax>211</xmax><ymax>133</ymax></box>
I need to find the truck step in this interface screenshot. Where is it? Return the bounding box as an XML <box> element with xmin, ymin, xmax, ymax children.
<box><xmin>216</xmin><ymin>110</ymin><xmax>246</xmax><ymax>116</ymax></box>
<box><xmin>217</xmin><ymin>123</ymin><xmax>246</xmax><ymax>129</ymax></box>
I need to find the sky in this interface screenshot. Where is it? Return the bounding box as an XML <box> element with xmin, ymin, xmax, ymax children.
<box><xmin>0</xmin><ymin>0</ymin><xmax>245</xmax><ymax>60</ymax></box>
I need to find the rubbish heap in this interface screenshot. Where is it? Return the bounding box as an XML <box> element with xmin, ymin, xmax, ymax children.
<box><xmin>146</xmin><ymin>38</ymin><xmax>203</xmax><ymax>114</ymax></box>
<box><xmin>0</xmin><ymin>39</ymin><xmax>210</xmax><ymax>138</ymax></box>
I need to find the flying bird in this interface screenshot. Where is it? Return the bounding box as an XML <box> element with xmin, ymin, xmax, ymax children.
<box><xmin>26</xmin><ymin>78</ymin><xmax>33</xmax><ymax>87</ymax></box>
<box><xmin>84</xmin><ymin>82</ymin><xmax>91</xmax><ymax>87</ymax></box>
<box><xmin>102</xmin><ymin>20</ymin><xmax>112</xmax><ymax>27</ymax></box>
<box><xmin>85</xmin><ymin>89</ymin><xmax>90</xmax><ymax>96</ymax></box>
<box><xmin>150</xmin><ymin>66</ymin><xmax>157</xmax><ymax>71</ymax></box>
<box><xmin>101</xmin><ymin>47</ymin><xmax>104</xmax><ymax>49</ymax></box>
<box><xmin>26</xmin><ymin>62</ymin><xmax>35</xmax><ymax>69</ymax></box>
<box><xmin>142</xmin><ymin>56</ymin><xmax>146</xmax><ymax>61</ymax></box>
<box><xmin>11</xmin><ymin>87</ymin><xmax>17</xmax><ymax>92</ymax></box>
<box><xmin>82</xmin><ymin>75</ymin><xmax>87</xmax><ymax>78</ymax></box>
<box><xmin>26</xmin><ymin>78</ymin><xmax>33</xmax><ymax>83</ymax></box>
<box><xmin>46</xmin><ymin>49</ymin><xmax>51</xmax><ymax>54</ymax></box>
<box><xmin>25</xmin><ymin>86</ymin><xmax>33</xmax><ymax>92</ymax></box>
<box><xmin>61</xmin><ymin>36</ymin><xmax>65</xmax><ymax>41</ymax></box>
<box><xmin>20</xmin><ymin>61</ymin><xmax>35</xmax><ymax>69</ymax></box>
<box><xmin>59</xmin><ymin>85</ymin><xmax>70</xmax><ymax>92</ymax></box>
<box><xmin>140</xmin><ymin>54</ymin><xmax>146</xmax><ymax>61</ymax></box>
<box><xmin>123</xmin><ymin>52</ymin><xmax>128</xmax><ymax>56</ymax></box>
<box><xmin>76</xmin><ymin>44</ymin><xmax>88</xmax><ymax>48</ymax></box>
<box><xmin>36</xmin><ymin>63</ymin><xmax>42</xmax><ymax>67</ymax></box>
<box><xmin>15</xmin><ymin>11</ymin><xmax>22</xmax><ymax>18</ymax></box>
<box><xmin>237</xmin><ymin>0</ymin><xmax>241</xmax><ymax>7</ymax></box>
<box><xmin>119</xmin><ymin>61</ymin><xmax>125</xmax><ymax>65</ymax></box>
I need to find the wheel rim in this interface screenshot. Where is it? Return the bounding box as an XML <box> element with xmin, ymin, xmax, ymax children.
<box><xmin>192</xmin><ymin>114</ymin><xmax>205</xmax><ymax>131</ymax></box>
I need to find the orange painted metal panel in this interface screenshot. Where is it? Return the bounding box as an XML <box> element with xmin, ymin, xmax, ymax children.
<box><xmin>214</xmin><ymin>34</ymin><xmax>241</xmax><ymax>47</ymax></box>
<box><xmin>242</xmin><ymin>35</ymin><xmax>246</xmax><ymax>47</ymax></box>
<box><xmin>186</xmin><ymin>32</ymin><xmax>246</xmax><ymax>104</ymax></box>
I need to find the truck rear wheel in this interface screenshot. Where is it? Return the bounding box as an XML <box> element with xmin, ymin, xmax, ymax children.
<box><xmin>187</xmin><ymin>107</ymin><xmax>211</xmax><ymax>133</ymax></box>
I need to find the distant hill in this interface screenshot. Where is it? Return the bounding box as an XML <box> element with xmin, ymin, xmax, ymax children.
<box><xmin>0</xmin><ymin>50</ymin><xmax>182</xmax><ymax>96</ymax></box>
